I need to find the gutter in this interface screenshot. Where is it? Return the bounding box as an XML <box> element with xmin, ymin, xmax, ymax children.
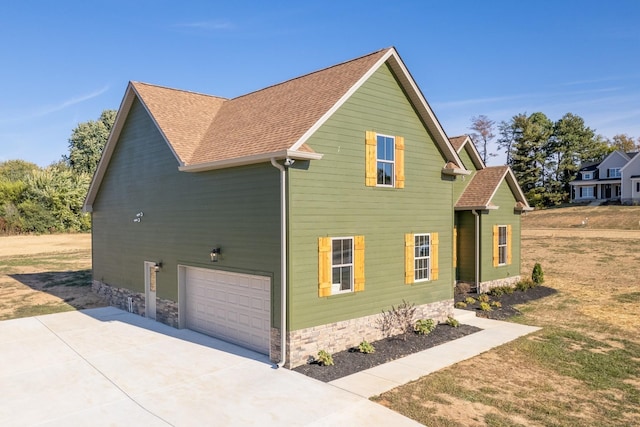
<box><xmin>472</xmin><ymin>210</ymin><xmax>480</xmax><ymax>292</ymax></box>
<box><xmin>270</xmin><ymin>158</ymin><xmax>288</xmax><ymax>368</ymax></box>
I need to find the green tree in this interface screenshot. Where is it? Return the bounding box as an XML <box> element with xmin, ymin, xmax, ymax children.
<box><xmin>0</xmin><ymin>160</ymin><xmax>39</xmax><ymax>181</ymax></box>
<box><xmin>609</xmin><ymin>134</ymin><xmax>640</xmax><ymax>152</ymax></box>
<box><xmin>65</xmin><ymin>109</ymin><xmax>116</xmax><ymax>175</ymax></box>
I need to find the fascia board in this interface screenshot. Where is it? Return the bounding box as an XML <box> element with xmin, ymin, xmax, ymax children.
<box><xmin>178</xmin><ymin>150</ymin><xmax>323</xmax><ymax>172</ymax></box>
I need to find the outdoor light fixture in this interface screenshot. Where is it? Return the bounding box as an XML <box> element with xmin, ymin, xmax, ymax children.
<box><xmin>210</xmin><ymin>248</ymin><xmax>221</xmax><ymax>262</ymax></box>
<box><xmin>154</xmin><ymin>262</ymin><xmax>162</xmax><ymax>272</ymax></box>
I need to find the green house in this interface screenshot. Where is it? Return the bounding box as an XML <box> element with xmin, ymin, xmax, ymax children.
<box><xmin>84</xmin><ymin>48</ymin><xmax>530</xmax><ymax>368</ymax></box>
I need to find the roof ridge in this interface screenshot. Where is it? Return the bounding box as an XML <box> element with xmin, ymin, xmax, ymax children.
<box><xmin>229</xmin><ymin>48</ymin><xmax>392</xmax><ymax>101</ymax></box>
<box><xmin>131</xmin><ymin>81</ymin><xmax>229</xmax><ymax>101</ymax></box>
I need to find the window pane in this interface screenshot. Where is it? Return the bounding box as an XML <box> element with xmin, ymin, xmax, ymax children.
<box><xmin>377</xmin><ymin>136</ymin><xmax>386</xmax><ymax>160</ymax></box>
<box><xmin>386</xmin><ymin>138</ymin><xmax>394</xmax><ymax>161</ymax></box>
<box><xmin>499</xmin><ymin>246</ymin><xmax>506</xmax><ymax>265</ymax></box>
<box><xmin>343</xmin><ymin>240</ymin><xmax>352</xmax><ymax>264</ymax></box>
<box><xmin>332</xmin><ymin>267</ymin><xmax>340</xmax><ymax>284</ymax></box>
<box><xmin>499</xmin><ymin>227</ymin><xmax>507</xmax><ymax>245</ymax></box>
<box><xmin>332</xmin><ymin>240</ymin><xmax>342</xmax><ymax>264</ymax></box>
<box><xmin>340</xmin><ymin>267</ymin><xmax>352</xmax><ymax>291</ymax></box>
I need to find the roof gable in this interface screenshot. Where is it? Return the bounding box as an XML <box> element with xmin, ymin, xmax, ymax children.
<box><xmin>599</xmin><ymin>150</ymin><xmax>630</xmax><ymax>172</ymax></box>
<box><xmin>455</xmin><ymin>166</ymin><xmax>530</xmax><ymax>211</ymax></box>
<box><xmin>449</xmin><ymin>135</ymin><xmax>485</xmax><ymax>170</ymax></box>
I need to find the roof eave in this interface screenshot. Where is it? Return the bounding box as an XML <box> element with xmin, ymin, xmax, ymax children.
<box><xmin>454</xmin><ymin>205</ymin><xmax>500</xmax><ymax>211</ymax></box>
<box><xmin>178</xmin><ymin>150</ymin><xmax>323</xmax><ymax>172</ymax></box>
<box><xmin>442</xmin><ymin>166</ymin><xmax>471</xmax><ymax>176</ymax></box>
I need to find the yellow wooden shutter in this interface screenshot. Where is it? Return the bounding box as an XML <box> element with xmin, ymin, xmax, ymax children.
<box><xmin>365</xmin><ymin>131</ymin><xmax>377</xmax><ymax>187</ymax></box>
<box><xmin>453</xmin><ymin>226</ymin><xmax>457</xmax><ymax>268</ymax></box>
<box><xmin>507</xmin><ymin>225</ymin><xmax>513</xmax><ymax>265</ymax></box>
<box><xmin>430</xmin><ymin>232</ymin><xmax>439</xmax><ymax>281</ymax></box>
<box><xmin>395</xmin><ymin>136</ymin><xmax>405</xmax><ymax>189</ymax></box>
<box><xmin>318</xmin><ymin>237</ymin><xmax>332</xmax><ymax>297</ymax></box>
<box><xmin>354</xmin><ymin>235</ymin><xmax>365</xmax><ymax>292</ymax></box>
<box><xmin>404</xmin><ymin>233</ymin><xmax>414</xmax><ymax>284</ymax></box>
<box><xmin>492</xmin><ymin>225</ymin><xmax>499</xmax><ymax>267</ymax></box>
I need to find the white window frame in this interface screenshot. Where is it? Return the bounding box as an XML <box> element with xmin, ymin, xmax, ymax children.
<box><xmin>414</xmin><ymin>233</ymin><xmax>430</xmax><ymax>282</ymax></box>
<box><xmin>582</xmin><ymin>186</ymin><xmax>594</xmax><ymax>198</ymax></box>
<box><xmin>331</xmin><ymin>237</ymin><xmax>354</xmax><ymax>294</ymax></box>
<box><xmin>376</xmin><ymin>134</ymin><xmax>395</xmax><ymax>187</ymax></box>
<box><xmin>582</xmin><ymin>171</ymin><xmax>593</xmax><ymax>180</ymax></box>
<box><xmin>609</xmin><ymin>168</ymin><xmax>621</xmax><ymax>178</ymax></box>
<box><xmin>498</xmin><ymin>226</ymin><xmax>508</xmax><ymax>266</ymax></box>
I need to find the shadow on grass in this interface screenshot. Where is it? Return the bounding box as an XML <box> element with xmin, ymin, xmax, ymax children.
<box><xmin>9</xmin><ymin>269</ymin><xmax>97</xmax><ymax>311</ymax></box>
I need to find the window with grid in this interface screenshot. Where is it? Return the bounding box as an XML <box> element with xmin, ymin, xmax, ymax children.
<box><xmin>498</xmin><ymin>226</ymin><xmax>508</xmax><ymax>265</ymax></box>
<box><xmin>414</xmin><ymin>233</ymin><xmax>430</xmax><ymax>281</ymax></box>
<box><xmin>331</xmin><ymin>238</ymin><xmax>353</xmax><ymax>294</ymax></box>
<box><xmin>376</xmin><ymin>135</ymin><xmax>395</xmax><ymax>186</ymax></box>
<box><xmin>609</xmin><ymin>168</ymin><xmax>621</xmax><ymax>178</ymax></box>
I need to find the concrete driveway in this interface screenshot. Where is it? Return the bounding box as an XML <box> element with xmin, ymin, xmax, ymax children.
<box><xmin>0</xmin><ymin>307</ymin><xmax>419</xmax><ymax>426</ymax></box>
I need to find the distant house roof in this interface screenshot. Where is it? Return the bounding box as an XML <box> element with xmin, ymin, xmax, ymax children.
<box><xmin>85</xmin><ymin>47</ymin><xmax>466</xmax><ymax>211</ymax></box>
<box><xmin>455</xmin><ymin>166</ymin><xmax>531</xmax><ymax>211</ymax></box>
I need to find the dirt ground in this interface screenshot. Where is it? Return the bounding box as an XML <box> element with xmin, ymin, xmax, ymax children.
<box><xmin>0</xmin><ymin>233</ymin><xmax>106</xmax><ymax>320</ymax></box>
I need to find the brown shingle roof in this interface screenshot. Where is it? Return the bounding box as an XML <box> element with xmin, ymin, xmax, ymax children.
<box><xmin>449</xmin><ymin>135</ymin><xmax>468</xmax><ymax>152</ymax></box>
<box><xmin>131</xmin><ymin>82</ymin><xmax>227</xmax><ymax>164</ymax></box>
<box><xmin>456</xmin><ymin>166</ymin><xmax>509</xmax><ymax>208</ymax></box>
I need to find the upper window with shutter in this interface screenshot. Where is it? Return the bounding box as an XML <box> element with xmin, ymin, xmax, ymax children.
<box><xmin>365</xmin><ymin>131</ymin><xmax>404</xmax><ymax>188</ymax></box>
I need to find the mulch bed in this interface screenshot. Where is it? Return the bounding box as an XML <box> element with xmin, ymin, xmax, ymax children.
<box><xmin>292</xmin><ymin>323</ymin><xmax>481</xmax><ymax>382</ymax></box>
<box><xmin>293</xmin><ymin>285</ymin><xmax>557</xmax><ymax>382</ymax></box>
<box><xmin>455</xmin><ymin>285</ymin><xmax>557</xmax><ymax>320</ymax></box>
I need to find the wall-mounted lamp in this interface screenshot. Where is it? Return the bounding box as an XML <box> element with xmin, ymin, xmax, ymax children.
<box><xmin>154</xmin><ymin>262</ymin><xmax>162</xmax><ymax>272</ymax></box>
<box><xmin>133</xmin><ymin>212</ymin><xmax>144</xmax><ymax>223</ymax></box>
<box><xmin>210</xmin><ymin>248</ymin><xmax>221</xmax><ymax>262</ymax></box>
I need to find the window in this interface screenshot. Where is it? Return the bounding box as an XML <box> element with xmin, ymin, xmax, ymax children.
<box><xmin>493</xmin><ymin>225</ymin><xmax>512</xmax><ymax>267</ymax></box>
<box><xmin>636</xmin><ymin>182</ymin><xmax>640</xmax><ymax>193</ymax></box>
<box><xmin>609</xmin><ymin>168</ymin><xmax>621</xmax><ymax>178</ymax></box>
<box><xmin>582</xmin><ymin>171</ymin><xmax>593</xmax><ymax>180</ymax></box>
<box><xmin>405</xmin><ymin>233</ymin><xmax>439</xmax><ymax>283</ymax></box>
<box><xmin>365</xmin><ymin>131</ymin><xmax>404</xmax><ymax>188</ymax></box>
<box><xmin>582</xmin><ymin>187</ymin><xmax>594</xmax><ymax>198</ymax></box>
<box><xmin>414</xmin><ymin>234</ymin><xmax>430</xmax><ymax>281</ymax></box>
<box><xmin>318</xmin><ymin>236</ymin><xmax>365</xmax><ymax>297</ymax></box>
<box><xmin>331</xmin><ymin>238</ymin><xmax>353</xmax><ymax>294</ymax></box>
<box><xmin>376</xmin><ymin>135</ymin><xmax>395</xmax><ymax>186</ymax></box>
<box><xmin>498</xmin><ymin>226</ymin><xmax>507</xmax><ymax>265</ymax></box>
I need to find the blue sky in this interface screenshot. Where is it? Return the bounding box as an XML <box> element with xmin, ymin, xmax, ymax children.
<box><xmin>1</xmin><ymin>0</ymin><xmax>639</xmax><ymax>167</ymax></box>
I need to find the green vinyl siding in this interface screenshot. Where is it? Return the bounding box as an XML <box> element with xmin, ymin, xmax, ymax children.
<box><xmin>287</xmin><ymin>64</ymin><xmax>454</xmax><ymax>331</ymax></box>
<box><xmin>453</xmin><ymin>146</ymin><xmax>477</xmax><ymax>203</ymax></box>
<box><xmin>92</xmin><ymin>98</ymin><xmax>282</xmax><ymax>324</ymax></box>
<box><xmin>478</xmin><ymin>180</ymin><xmax>522</xmax><ymax>282</ymax></box>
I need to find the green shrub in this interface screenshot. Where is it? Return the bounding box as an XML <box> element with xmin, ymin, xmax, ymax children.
<box><xmin>446</xmin><ymin>316</ymin><xmax>460</xmax><ymax>327</ymax></box>
<box><xmin>455</xmin><ymin>301</ymin><xmax>467</xmax><ymax>308</ymax></box>
<box><xmin>532</xmin><ymin>263</ymin><xmax>544</xmax><ymax>285</ymax></box>
<box><xmin>490</xmin><ymin>301</ymin><xmax>502</xmax><ymax>308</ymax></box>
<box><xmin>465</xmin><ymin>297</ymin><xmax>476</xmax><ymax>304</ymax></box>
<box><xmin>317</xmin><ymin>349</ymin><xmax>334</xmax><ymax>366</ymax></box>
<box><xmin>414</xmin><ymin>318</ymin><xmax>436</xmax><ymax>335</ymax></box>
<box><xmin>478</xmin><ymin>294</ymin><xmax>490</xmax><ymax>303</ymax></box>
<box><xmin>358</xmin><ymin>339</ymin><xmax>375</xmax><ymax>354</ymax></box>
<box><xmin>516</xmin><ymin>278</ymin><xmax>535</xmax><ymax>291</ymax></box>
<box><xmin>479</xmin><ymin>302</ymin><xmax>492</xmax><ymax>311</ymax></box>
<box><xmin>489</xmin><ymin>286</ymin><xmax>515</xmax><ymax>297</ymax></box>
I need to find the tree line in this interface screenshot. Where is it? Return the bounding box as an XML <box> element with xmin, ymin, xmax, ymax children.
<box><xmin>470</xmin><ymin>113</ymin><xmax>639</xmax><ymax>208</ymax></box>
<box><xmin>0</xmin><ymin>110</ymin><xmax>115</xmax><ymax>234</ymax></box>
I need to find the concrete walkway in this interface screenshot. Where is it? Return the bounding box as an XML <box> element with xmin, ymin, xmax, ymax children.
<box><xmin>329</xmin><ymin>309</ymin><xmax>541</xmax><ymax>398</ymax></box>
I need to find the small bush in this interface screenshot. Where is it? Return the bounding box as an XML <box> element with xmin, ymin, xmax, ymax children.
<box><xmin>479</xmin><ymin>302</ymin><xmax>492</xmax><ymax>311</ymax></box>
<box><xmin>446</xmin><ymin>316</ymin><xmax>460</xmax><ymax>327</ymax></box>
<box><xmin>455</xmin><ymin>282</ymin><xmax>471</xmax><ymax>295</ymax></box>
<box><xmin>455</xmin><ymin>301</ymin><xmax>467</xmax><ymax>308</ymax></box>
<box><xmin>414</xmin><ymin>318</ymin><xmax>436</xmax><ymax>335</ymax></box>
<box><xmin>317</xmin><ymin>349</ymin><xmax>334</xmax><ymax>366</ymax></box>
<box><xmin>489</xmin><ymin>286</ymin><xmax>515</xmax><ymax>297</ymax></box>
<box><xmin>376</xmin><ymin>300</ymin><xmax>417</xmax><ymax>339</ymax></box>
<box><xmin>478</xmin><ymin>294</ymin><xmax>490</xmax><ymax>303</ymax></box>
<box><xmin>516</xmin><ymin>278</ymin><xmax>535</xmax><ymax>291</ymax></box>
<box><xmin>490</xmin><ymin>301</ymin><xmax>502</xmax><ymax>308</ymax></box>
<box><xmin>532</xmin><ymin>263</ymin><xmax>544</xmax><ymax>285</ymax></box>
<box><xmin>358</xmin><ymin>339</ymin><xmax>375</xmax><ymax>354</ymax></box>
<box><xmin>465</xmin><ymin>296</ymin><xmax>477</xmax><ymax>305</ymax></box>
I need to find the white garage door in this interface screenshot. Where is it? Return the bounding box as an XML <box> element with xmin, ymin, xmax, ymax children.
<box><xmin>185</xmin><ymin>267</ymin><xmax>271</xmax><ymax>354</ymax></box>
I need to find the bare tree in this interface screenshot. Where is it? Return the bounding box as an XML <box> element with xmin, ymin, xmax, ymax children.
<box><xmin>609</xmin><ymin>134</ymin><xmax>640</xmax><ymax>152</ymax></box>
<box><xmin>470</xmin><ymin>115</ymin><xmax>497</xmax><ymax>164</ymax></box>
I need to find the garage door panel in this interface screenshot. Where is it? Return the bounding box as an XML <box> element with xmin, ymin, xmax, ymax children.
<box><xmin>185</xmin><ymin>267</ymin><xmax>270</xmax><ymax>354</ymax></box>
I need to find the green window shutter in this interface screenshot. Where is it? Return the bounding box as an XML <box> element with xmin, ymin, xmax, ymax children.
<box><xmin>404</xmin><ymin>233</ymin><xmax>414</xmax><ymax>284</ymax></box>
<box><xmin>492</xmin><ymin>225</ymin><xmax>499</xmax><ymax>267</ymax></box>
<box><xmin>507</xmin><ymin>225</ymin><xmax>513</xmax><ymax>265</ymax></box>
<box><xmin>365</xmin><ymin>131</ymin><xmax>377</xmax><ymax>187</ymax></box>
<box><xmin>430</xmin><ymin>232</ymin><xmax>439</xmax><ymax>280</ymax></box>
<box><xmin>354</xmin><ymin>235</ymin><xmax>365</xmax><ymax>292</ymax></box>
<box><xmin>395</xmin><ymin>136</ymin><xmax>405</xmax><ymax>189</ymax></box>
<box><xmin>318</xmin><ymin>237</ymin><xmax>332</xmax><ymax>297</ymax></box>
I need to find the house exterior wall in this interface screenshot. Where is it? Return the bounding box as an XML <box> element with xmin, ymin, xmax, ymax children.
<box><xmin>285</xmin><ymin>64</ymin><xmax>455</xmax><ymax>364</ymax></box>
<box><xmin>91</xmin><ymin>98</ymin><xmax>282</xmax><ymax>327</ymax></box>
<box><xmin>597</xmin><ymin>151</ymin><xmax>628</xmax><ymax>179</ymax></box>
<box><xmin>479</xmin><ymin>181</ymin><xmax>522</xmax><ymax>286</ymax></box>
<box><xmin>621</xmin><ymin>155</ymin><xmax>640</xmax><ymax>203</ymax></box>
<box><xmin>453</xmin><ymin>147</ymin><xmax>477</xmax><ymax>203</ymax></box>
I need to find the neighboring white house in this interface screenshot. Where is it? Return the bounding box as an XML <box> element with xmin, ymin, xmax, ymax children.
<box><xmin>570</xmin><ymin>150</ymin><xmax>640</xmax><ymax>203</ymax></box>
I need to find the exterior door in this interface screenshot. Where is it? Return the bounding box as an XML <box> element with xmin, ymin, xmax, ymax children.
<box><xmin>144</xmin><ymin>261</ymin><xmax>157</xmax><ymax>320</ymax></box>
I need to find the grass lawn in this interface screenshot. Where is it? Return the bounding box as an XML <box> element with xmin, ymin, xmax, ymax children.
<box><xmin>373</xmin><ymin>212</ymin><xmax>640</xmax><ymax>426</ymax></box>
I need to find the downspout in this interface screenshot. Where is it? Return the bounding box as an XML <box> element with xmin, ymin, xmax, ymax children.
<box><xmin>270</xmin><ymin>158</ymin><xmax>287</xmax><ymax>368</ymax></box>
<box><xmin>471</xmin><ymin>210</ymin><xmax>480</xmax><ymax>292</ymax></box>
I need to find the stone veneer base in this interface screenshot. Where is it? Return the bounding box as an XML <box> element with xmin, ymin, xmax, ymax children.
<box><xmin>458</xmin><ymin>276</ymin><xmax>522</xmax><ymax>294</ymax></box>
<box><xmin>285</xmin><ymin>299</ymin><xmax>454</xmax><ymax>369</ymax></box>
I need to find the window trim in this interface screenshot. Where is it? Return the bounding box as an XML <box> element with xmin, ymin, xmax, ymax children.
<box><xmin>497</xmin><ymin>225</ymin><xmax>508</xmax><ymax>266</ymax></box>
<box><xmin>376</xmin><ymin>134</ymin><xmax>395</xmax><ymax>187</ymax></box>
<box><xmin>582</xmin><ymin>186</ymin><xmax>594</xmax><ymax>198</ymax></box>
<box><xmin>330</xmin><ymin>237</ymin><xmax>354</xmax><ymax>295</ymax></box>
<box><xmin>609</xmin><ymin>167</ymin><xmax>621</xmax><ymax>178</ymax></box>
<box><xmin>413</xmin><ymin>233</ymin><xmax>431</xmax><ymax>282</ymax></box>
<box><xmin>582</xmin><ymin>171</ymin><xmax>593</xmax><ymax>180</ymax></box>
